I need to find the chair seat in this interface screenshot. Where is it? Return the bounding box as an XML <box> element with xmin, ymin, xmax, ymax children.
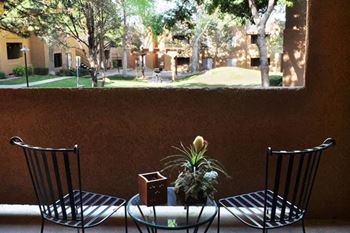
<box><xmin>219</xmin><ymin>190</ymin><xmax>304</xmax><ymax>229</ymax></box>
<box><xmin>44</xmin><ymin>190</ymin><xmax>125</xmax><ymax>228</ymax></box>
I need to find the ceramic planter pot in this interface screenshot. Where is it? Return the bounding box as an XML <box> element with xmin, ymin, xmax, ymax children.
<box><xmin>138</xmin><ymin>171</ymin><xmax>167</xmax><ymax>206</ymax></box>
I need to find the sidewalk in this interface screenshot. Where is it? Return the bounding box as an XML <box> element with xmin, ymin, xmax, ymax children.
<box><xmin>0</xmin><ymin>76</ymin><xmax>71</xmax><ymax>88</ymax></box>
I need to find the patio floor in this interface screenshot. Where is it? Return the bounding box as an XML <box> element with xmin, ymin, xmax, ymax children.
<box><xmin>0</xmin><ymin>219</ymin><xmax>349</xmax><ymax>233</ymax></box>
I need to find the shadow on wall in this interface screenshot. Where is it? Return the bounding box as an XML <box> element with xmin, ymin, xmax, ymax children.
<box><xmin>283</xmin><ymin>0</ymin><xmax>307</xmax><ymax>87</ymax></box>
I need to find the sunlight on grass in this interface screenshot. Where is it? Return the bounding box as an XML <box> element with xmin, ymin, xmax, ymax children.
<box><xmin>32</xmin><ymin>67</ymin><xmax>282</xmax><ymax>88</ymax></box>
<box><xmin>175</xmin><ymin>67</ymin><xmax>262</xmax><ymax>87</ymax></box>
<box><xmin>0</xmin><ymin>75</ymin><xmax>55</xmax><ymax>85</ymax></box>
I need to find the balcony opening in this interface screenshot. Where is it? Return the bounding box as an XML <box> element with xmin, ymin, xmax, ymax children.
<box><xmin>0</xmin><ymin>0</ymin><xmax>307</xmax><ymax>88</ymax></box>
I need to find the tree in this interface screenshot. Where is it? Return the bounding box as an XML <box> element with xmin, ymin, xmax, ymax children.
<box><xmin>0</xmin><ymin>0</ymin><xmax>46</xmax><ymax>37</ymax></box>
<box><xmin>204</xmin><ymin>13</ymin><xmax>237</xmax><ymax>68</ymax></box>
<box><xmin>206</xmin><ymin>0</ymin><xmax>293</xmax><ymax>87</ymax></box>
<box><xmin>1</xmin><ymin>0</ymin><xmax>120</xmax><ymax>87</ymax></box>
<box><xmin>116</xmin><ymin>0</ymin><xmax>151</xmax><ymax>77</ymax></box>
<box><xmin>164</xmin><ymin>0</ymin><xmax>214</xmax><ymax>72</ymax></box>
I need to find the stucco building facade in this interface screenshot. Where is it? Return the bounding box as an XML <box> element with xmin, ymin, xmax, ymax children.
<box><xmin>0</xmin><ymin>30</ymin><xmax>78</xmax><ymax>75</ymax></box>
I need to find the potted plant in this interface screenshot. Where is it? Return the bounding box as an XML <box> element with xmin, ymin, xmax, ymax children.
<box><xmin>161</xmin><ymin>136</ymin><xmax>230</xmax><ymax>204</ymax></box>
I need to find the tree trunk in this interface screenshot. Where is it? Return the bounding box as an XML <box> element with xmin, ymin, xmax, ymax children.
<box><xmin>191</xmin><ymin>36</ymin><xmax>200</xmax><ymax>72</ymax></box>
<box><xmin>122</xmin><ymin>0</ymin><xmax>128</xmax><ymax>77</ymax></box>
<box><xmin>99</xmin><ymin>39</ymin><xmax>106</xmax><ymax>87</ymax></box>
<box><xmin>256</xmin><ymin>27</ymin><xmax>270</xmax><ymax>87</ymax></box>
<box><xmin>213</xmin><ymin>43</ymin><xmax>219</xmax><ymax>69</ymax></box>
<box><xmin>48</xmin><ymin>46</ymin><xmax>55</xmax><ymax>75</ymax></box>
<box><xmin>88</xmin><ymin>50</ymin><xmax>99</xmax><ymax>87</ymax></box>
<box><xmin>248</xmin><ymin>0</ymin><xmax>275</xmax><ymax>87</ymax></box>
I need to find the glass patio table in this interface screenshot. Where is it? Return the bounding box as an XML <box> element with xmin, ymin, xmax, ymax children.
<box><xmin>127</xmin><ymin>187</ymin><xmax>218</xmax><ymax>233</ymax></box>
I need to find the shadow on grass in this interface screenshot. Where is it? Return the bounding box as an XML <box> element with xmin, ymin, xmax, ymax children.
<box><xmin>173</xmin><ymin>82</ymin><xmax>260</xmax><ymax>88</ymax></box>
<box><xmin>108</xmin><ymin>75</ymin><xmax>135</xmax><ymax>81</ymax></box>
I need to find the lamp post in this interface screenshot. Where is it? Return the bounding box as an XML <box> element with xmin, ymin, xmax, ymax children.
<box><xmin>20</xmin><ymin>47</ymin><xmax>30</xmax><ymax>88</ymax></box>
<box><xmin>76</xmin><ymin>56</ymin><xmax>81</xmax><ymax>87</ymax></box>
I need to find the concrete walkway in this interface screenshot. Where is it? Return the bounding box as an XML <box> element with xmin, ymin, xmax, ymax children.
<box><xmin>0</xmin><ymin>76</ymin><xmax>71</xmax><ymax>88</ymax></box>
<box><xmin>0</xmin><ymin>220</ymin><xmax>349</xmax><ymax>233</ymax></box>
<box><xmin>0</xmin><ymin>205</ymin><xmax>349</xmax><ymax>232</ymax></box>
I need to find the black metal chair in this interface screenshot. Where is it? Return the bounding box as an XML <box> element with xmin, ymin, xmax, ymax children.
<box><xmin>10</xmin><ymin>136</ymin><xmax>127</xmax><ymax>233</ymax></box>
<box><xmin>218</xmin><ymin>138</ymin><xmax>335</xmax><ymax>233</ymax></box>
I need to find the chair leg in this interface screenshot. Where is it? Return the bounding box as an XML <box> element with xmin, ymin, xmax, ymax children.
<box><xmin>40</xmin><ymin>219</ymin><xmax>45</xmax><ymax>233</ymax></box>
<box><xmin>217</xmin><ymin>203</ymin><xmax>220</xmax><ymax>233</ymax></box>
<box><xmin>302</xmin><ymin>219</ymin><xmax>306</xmax><ymax>233</ymax></box>
<box><xmin>125</xmin><ymin>204</ymin><xmax>128</xmax><ymax>233</ymax></box>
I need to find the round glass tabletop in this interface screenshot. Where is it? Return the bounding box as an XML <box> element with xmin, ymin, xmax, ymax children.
<box><xmin>127</xmin><ymin>187</ymin><xmax>217</xmax><ymax>230</ymax></box>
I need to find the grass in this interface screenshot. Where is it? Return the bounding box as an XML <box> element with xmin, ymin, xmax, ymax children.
<box><xmin>21</xmin><ymin>67</ymin><xmax>283</xmax><ymax>88</ymax></box>
<box><xmin>174</xmin><ymin>67</ymin><xmax>282</xmax><ymax>87</ymax></box>
<box><xmin>34</xmin><ymin>77</ymin><xmax>92</xmax><ymax>88</ymax></box>
<box><xmin>0</xmin><ymin>75</ymin><xmax>55</xmax><ymax>85</ymax></box>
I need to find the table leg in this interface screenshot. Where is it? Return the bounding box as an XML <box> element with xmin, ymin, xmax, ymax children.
<box><xmin>186</xmin><ymin>206</ymin><xmax>189</xmax><ymax>233</ymax></box>
<box><xmin>136</xmin><ymin>204</ymin><xmax>151</xmax><ymax>233</ymax></box>
<box><xmin>217</xmin><ymin>202</ymin><xmax>220</xmax><ymax>233</ymax></box>
<box><xmin>153</xmin><ymin>206</ymin><xmax>157</xmax><ymax>233</ymax></box>
<box><xmin>134</xmin><ymin>220</ymin><xmax>144</xmax><ymax>233</ymax></box>
<box><xmin>203</xmin><ymin>218</ymin><xmax>215</xmax><ymax>233</ymax></box>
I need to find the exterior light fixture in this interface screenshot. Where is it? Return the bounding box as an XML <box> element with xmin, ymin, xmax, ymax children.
<box><xmin>20</xmin><ymin>47</ymin><xmax>30</xmax><ymax>87</ymax></box>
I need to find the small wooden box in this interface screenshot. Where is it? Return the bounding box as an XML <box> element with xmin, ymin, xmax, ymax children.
<box><xmin>138</xmin><ymin>171</ymin><xmax>167</xmax><ymax>206</ymax></box>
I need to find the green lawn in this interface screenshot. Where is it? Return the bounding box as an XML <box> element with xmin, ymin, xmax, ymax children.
<box><xmin>0</xmin><ymin>75</ymin><xmax>55</xmax><ymax>85</ymax></box>
<box><xmin>30</xmin><ymin>67</ymin><xmax>283</xmax><ymax>88</ymax></box>
<box><xmin>33</xmin><ymin>76</ymin><xmax>91</xmax><ymax>88</ymax></box>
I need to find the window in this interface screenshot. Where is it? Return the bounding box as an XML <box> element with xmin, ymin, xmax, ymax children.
<box><xmin>251</xmin><ymin>58</ymin><xmax>271</xmax><ymax>67</ymax></box>
<box><xmin>54</xmin><ymin>53</ymin><xmax>62</xmax><ymax>68</ymax></box>
<box><xmin>250</xmin><ymin>34</ymin><xmax>269</xmax><ymax>44</ymax></box>
<box><xmin>251</xmin><ymin>35</ymin><xmax>258</xmax><ymax>44</ymax></box>
<box><xmin>7</xmin><ymin>43</ymin><xmax>22</xmax><ymax>60</ymax></box>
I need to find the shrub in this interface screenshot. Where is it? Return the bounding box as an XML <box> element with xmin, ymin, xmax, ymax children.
<box><xmin>0</xmin><ymin>71</ymin><xmax>5</xmax><ymax>79</ymax></box>
<box><xmin>12</xmin><ymin>66</ymin><xmax>33</xmax><ymax>76</ymax></box>
<box><xmin>56</xmin><ymin>68</ymin><xmax>75</xmax><ymax>76</ymax></box>
<box><xmin>34</xmin><ymin>67</ymin><xmax>49</xmax><ymax>75</ymax></box>
<box><xmin>80</xmin><ymin>68</ymin><xmax>90</xmax><ymax>76</ymax></box>
<box><xmin>269</xmin><ymin>75</ymin><xmax>283</xmax><ymax>87</ymax></box>
<box><xmin>56</xmin><ymin>67</ymin><xmax>90</xmax><ymax>77</ymax></box>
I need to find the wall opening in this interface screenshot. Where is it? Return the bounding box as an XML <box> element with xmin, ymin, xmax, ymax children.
<box><xmin>0</xmin><ymin>0</ymin><xmax>307</xmax><ymax>89</ymax></box>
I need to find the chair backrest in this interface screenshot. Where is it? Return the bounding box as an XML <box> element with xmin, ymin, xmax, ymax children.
<box><xmin>263</xmin><ymin>138</ymin><xmax>335</xmax><ymax>224</ymax></box>
<box><xmin>10</xmin><ymin>136</ymin><xmax>83</xmax><ymax>222</ymax></box>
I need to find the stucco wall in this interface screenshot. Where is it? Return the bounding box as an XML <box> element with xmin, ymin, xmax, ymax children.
<box><xmin>0</xmin><ymin>30</ymin><xmax>32</xmax><ymax>74</ymax></box>
<box><xmin>29</xmin><ymin>36</ymin><xmax>48</xmax><ymax>68</ymax></box>
<box><xmin>0</xmin><ymin>0</ymin><xmax>349</xmax><ymax>219</ymax></box>
<box><xmin>283</xmin><ymin>0</ymin><xmax>307</xmax><ymax>87</ymax></box>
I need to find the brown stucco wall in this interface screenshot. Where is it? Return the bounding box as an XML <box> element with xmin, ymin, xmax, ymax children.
<box><xmin>283</xmin><ymin>0</ymin><xmax>307</xmax><ymax>87</ymax></box>
<box><xmin>0</xmin><ymin>30</ymin><xmax>32</xmax><ymax>74</ymax></box>
<box><xmin>0</xmin><ymin>0</ymin><xmax>349</xmax><ymax>219</ymax></box>
<box><xmin>29</xmin><ymin>36</ymin><xmax>48</xmax><ymax>68</ymax></box>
